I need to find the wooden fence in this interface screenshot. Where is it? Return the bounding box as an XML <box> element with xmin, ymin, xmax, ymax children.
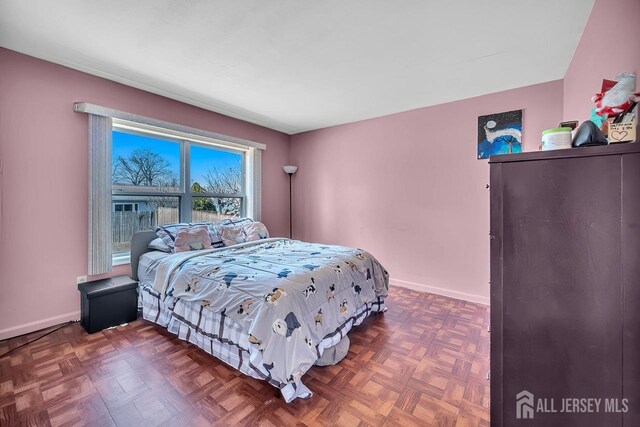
<box><xmin>112</xmin><ymin>209</ymin><xmax>235</xmax><ymax>243</ymax></box>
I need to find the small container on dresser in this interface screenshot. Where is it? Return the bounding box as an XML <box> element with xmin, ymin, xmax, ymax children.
<box><xmin>77</xmin><ymin>275</ymin><xmax>138</xmax><ymax>333</ymax></box>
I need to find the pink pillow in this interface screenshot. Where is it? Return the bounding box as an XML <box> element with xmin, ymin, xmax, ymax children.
<box><xmin>220</xmin><ymin>222</ymin><xmax>269</xmax><ymax>246</ymax></box>
<box><xmin>244</xmin><ymin>222</ymin><xmax>269</xmax><ymax>241</ymax></box>
<box><xmin>174</xmin><ymin>225</ymin><xmax>212</xmax><ymax>253</ymax></box>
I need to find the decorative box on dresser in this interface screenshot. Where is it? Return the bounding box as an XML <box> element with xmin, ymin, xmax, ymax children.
<box><xmin>489</xmin><ymin>143</ymin><xmax>640</xmax><ymax>426</ymax></box>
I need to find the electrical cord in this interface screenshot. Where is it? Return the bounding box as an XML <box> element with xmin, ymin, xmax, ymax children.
<box><xmin>0</xmin><ymin>320</ymin><xmax>77</xmax><ymax>359</ymax></box>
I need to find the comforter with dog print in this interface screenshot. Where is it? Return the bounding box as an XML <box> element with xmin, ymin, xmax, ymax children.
<box><xmin>150</xmin><ymin>238</ymin><xmax>389</xmax><ymax>402</ymax></box>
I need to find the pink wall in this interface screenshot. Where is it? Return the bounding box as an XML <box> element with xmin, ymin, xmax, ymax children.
<box><xmin>2</xmin><ymin>0</ymin><xmax>633</xmax><ymax>338</ymax></box>
<box><xmin>290</xmin><ymin>81</ymin><xmax>564</xmax><ymax>303</ymax></box>
<box><xmin>0</xmin><ymin>48</ymin><xmax>290</xmax><ymax>339</ymax></box>
<box><xmin>563</xmin><ymin>0</ymin><xmax>640</xmax><ymax>123</ymax></box>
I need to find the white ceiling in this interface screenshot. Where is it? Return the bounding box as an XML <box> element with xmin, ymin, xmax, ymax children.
<box><xmin>0</xmin><ymin>0</ymin><xmax>594</xmax><ymax>134</ymax></box>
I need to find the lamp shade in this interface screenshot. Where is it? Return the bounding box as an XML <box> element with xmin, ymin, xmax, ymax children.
<box><xmin>283</xmin><ymin>165</ymin><xmax>298</xmax><ymax>174</ymax></box>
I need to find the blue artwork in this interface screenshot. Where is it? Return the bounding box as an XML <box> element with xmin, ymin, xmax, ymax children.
<box><xmin>477</xmin><ymin>110</ymin><xmax>523</xmax><ymax>159</ymax></box>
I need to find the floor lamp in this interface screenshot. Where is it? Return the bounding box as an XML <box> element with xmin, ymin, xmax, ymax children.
<box><xmin>283</xmin><ymin>165</ymin><xmax>298</xmax><ymax>238</ymax></box>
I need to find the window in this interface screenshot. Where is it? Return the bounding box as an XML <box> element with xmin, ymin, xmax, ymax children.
<box><xmin>111</xmin><ymin>121</ymin><xmax>249</xmax><ymax>264</ymax></box>
<box><xmin>77</xmin><ymin>103</ymin><xmax>263</xmax><ymax>275</ymax></box>
<box><xmin>113</xmin><ymin>203</ymin><xmax>139</xmax><ymax>212</ymax></box>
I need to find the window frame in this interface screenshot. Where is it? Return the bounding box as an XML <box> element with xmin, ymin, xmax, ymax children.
<box><xmin>183</xmin><ymin>141</ymin><xmax>247</xmax><ymax>222</ymax></box>
<box><xmin>111</xmin><ymin>120</ymin><xmax>249</xmax><ymax>265</ymax></box>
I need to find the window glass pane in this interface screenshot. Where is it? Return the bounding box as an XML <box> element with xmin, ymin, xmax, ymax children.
<box><xmin>191</xmin><ymin>197</ymin><xmax>242</xmax><ymax>222</ymax></box>
<box><xmin>112</xmin><ymin>195</ymin><xmax>179</xmax><ymax>257</ymax></box>
<box><xmin>190</xmin><ymin>144</ymin><xmax>242</xmax><ymax>195</ymax></box>
<box><xmin>112</xmin><ymin>130</ymin><xmax>180</xmax><ymax>192</ymax></box>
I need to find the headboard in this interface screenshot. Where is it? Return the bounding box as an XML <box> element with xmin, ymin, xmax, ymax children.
<box><xmin>130</xmin><ymin>230</ymin><xmax>158</xmax><ymax>281</ymax></box>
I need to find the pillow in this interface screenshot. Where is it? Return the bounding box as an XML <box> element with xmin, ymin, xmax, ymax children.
<box><xmin>191</xmin><ymin>218</ymin><xmax>254</xmax><ymax>248</ymax></box>
<box><xmin>174</xmin><ymin>225</ymin><xmax>212</xmax><ymax>253</ymax></box>
<box><xmin>156</xmin><ymin>219</ymin><xmax>254</xmax><ymax>250</ymax></box>
<box><xmin>222</xmin><ymin>217</ymin><xmax>254</xmax><ymax>226</ymax></box>
<box><xmin>243</xmin><ymin>221</ymin><xmax>269</xmax><ymax>241</ymax></box>
<box><xmin>190</xmin><ymin>221</ymin><xmax>227</xmax><ymax>248</ymax></box>
<box><xmin>148</xmin><ymin>237</ymin><xmax>172</xmax><ymax>253</ymax></box>
<box><xmin>155</xmin><ymin>223</ymin><xmax>190</xmax><ymax>249</ymax></box>
<box><xmin>219</xmin><ymin>221</ymin><xmax>269</xmax><ymax>246</ymax></box>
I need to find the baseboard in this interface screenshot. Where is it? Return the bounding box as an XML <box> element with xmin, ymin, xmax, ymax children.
<box><xmin>0</xmin><ymin>311</ymin><xmax>81</xmax><ymax>341</ymax></box>
<box><xmin>391</xmin><ymin>278</ymin><xmax>489</xmax><ymax>306</ymax></box>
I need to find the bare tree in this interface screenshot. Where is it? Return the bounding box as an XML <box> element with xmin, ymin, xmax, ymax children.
<box><xmin>203</xmin><ymin>167</ymin><xmax>242</xmax><ymax>217</ymax></box>
<box><xmin>113</xmin><ymin>149</ymin><xmax>173</xmax><ymax>186</ymax></box>
<box><xmin>203</xmin><ymin>166</ymin><xmax>242</xmax><ymax>194</ymax></box>
<box><xmin>112</xmin><ymin>150</ymin><xmax>178</xmax><ymax>215</ymax></box>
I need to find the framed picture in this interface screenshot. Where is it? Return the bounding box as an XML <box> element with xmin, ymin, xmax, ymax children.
<box><xmin>477</xmin><ymin>109</ymin><xmax>523</xmax><ymax>159</ymax></box>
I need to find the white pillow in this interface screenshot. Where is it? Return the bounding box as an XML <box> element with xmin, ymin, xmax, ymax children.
<box><xmin>148</xmin><ymin>237</ymin><xmax>172</xmax><ymax>253</ymax></box>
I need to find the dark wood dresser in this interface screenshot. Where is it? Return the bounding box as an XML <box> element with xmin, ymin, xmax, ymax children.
<box><xmin>489</xmin><ymin>143</ymin><xmax>640</xmax><ymax>426</ymax></box>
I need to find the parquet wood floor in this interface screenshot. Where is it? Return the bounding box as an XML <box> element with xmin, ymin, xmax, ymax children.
<box><xmin>0</xmin><ymin>286</ymin><xmax>490</xmax><ymax>426</ymax></box>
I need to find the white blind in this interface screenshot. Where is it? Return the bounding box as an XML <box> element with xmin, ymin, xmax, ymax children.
<box><xmin>246</xmin><ymin>148</ymin><xmax>262</xmax><ymax>221</ymax></box>
<box><xmin>88</xmin><ymin>114</ymin><xmax>113</xmax><ymax>275</ymax></box>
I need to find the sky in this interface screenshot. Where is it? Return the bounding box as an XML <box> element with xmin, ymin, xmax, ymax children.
<box><xmin>112</xmin><ymin>131</ymin><xmax>242</xmax><ymax>186</ymax></box>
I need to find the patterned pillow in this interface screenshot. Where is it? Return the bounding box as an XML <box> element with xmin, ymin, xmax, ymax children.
<box><xmin>243</xmin><ymin>222</ymin><xmax>269</xmax><ymax>241</ymax></box>
<box><xmin>188</xmin><ymin>221</ymin><xmax>222</xmax><ymax>248</ymax></box>
<box><xmin>156</xmin><ymin>219</ymin><xmax>254</xmax><ymax>250</ymax></box>
<box><xmin>219</xmin><ymin>221</ymin><xmax>269</xmax><ymax>246</ymax></box>
<box><xmin>191</xmin><ymin>218</ymin><xmax>254</xmax><ymax>248</ymax></box>
<box><xmin>218</xmin><ymin>225</ymin><xmax>245</xmax><ymax>246</ymax></box>
<box><xmin>222</xmin><ymin>217</ymin><xmax>253</xmax><ymax>226</ymax></box>
<box><xmin>174</xmin><ymin>225</ymin><xmax>212</xmax><ymax>253</ymax></box>
<box><xmin>155</xmin><ymin>223</ymin><xmax>190</xmax><ymax>249</ymax></box>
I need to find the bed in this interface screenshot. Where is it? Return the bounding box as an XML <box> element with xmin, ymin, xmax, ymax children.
<box><xmin>130</xmin><ymin>230</ymin><xmax>389</xmax><ymax>402</ymax></box>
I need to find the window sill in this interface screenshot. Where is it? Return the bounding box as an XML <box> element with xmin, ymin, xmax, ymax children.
<box><xmin>112</xmin><ymin>254</ymin><xmax>131</xmax><ymax>266</ymax></box>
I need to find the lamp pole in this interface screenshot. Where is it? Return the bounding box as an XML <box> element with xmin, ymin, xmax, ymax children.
<box><xmin>288</xmin><ymin>172</ymin><xmax>293</xmax><ymax>238</ymax></box>
<box><xmin>283</xmin><ymin>166</ymin><xmax>298</xmax><ymax>239</ymax></box>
